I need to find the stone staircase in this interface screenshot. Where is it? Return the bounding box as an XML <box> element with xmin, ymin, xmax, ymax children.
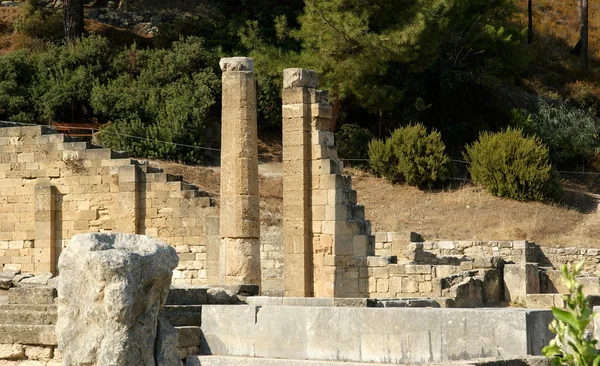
<box><xmin>0</xmin><ymin>122</ymin><xmax>213</xmax><ymax>203</ymax></box>
<box><xmin>0</xmin><ymin>286</ymin><xmax>214</xmax><ymax>363</ymax></box>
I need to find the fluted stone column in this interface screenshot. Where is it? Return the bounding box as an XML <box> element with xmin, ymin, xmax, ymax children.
<box><xmin>219</xmin><ymin>57</ymin><xmax>261</xmax><ymax>286</ymax></box>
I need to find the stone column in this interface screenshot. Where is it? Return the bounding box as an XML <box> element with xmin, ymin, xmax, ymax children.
<box><xmin>34</xmin><ymin>184</ymin><xmax>55</xmax><ymax>274</ymax></box>
<box><xmin>282</xmin><ymin>68</ymin><xmax>318</xmax><ymax>297</ymax></box>
<box><xmin>282</xmin><ymin>68</ymin><xmax>371</xmax><ymax>298</ymax></box>
<box><xmin>219</xmin><ymin>57</ymin><xmax>261</xmax><ymax>286</ymax></box>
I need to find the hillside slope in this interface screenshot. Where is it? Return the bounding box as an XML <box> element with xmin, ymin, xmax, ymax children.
<box><xmin>152</xmin><ymin>159</ymin><xmax>600</xmax><ymax>248</ymax></box>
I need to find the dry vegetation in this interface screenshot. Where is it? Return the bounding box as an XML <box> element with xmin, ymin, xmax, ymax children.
<box><xmin>154</xmin><ymin>154</ymin><xmax>600</xmax><ymax>249</ymax></box>
<box><xmin>350</xmin><ymin>169</ymin><xmax>600</xmax><ymax>247</ymax></box>
<box><xmin>516</xmin><ymin>0</ymin><xmax>600</xmax><ymax>104</ymax></box>
<box><xmin>0</xmin><ymin>7</ymin><xmax>23</xmax><ymax>55</ymax></box>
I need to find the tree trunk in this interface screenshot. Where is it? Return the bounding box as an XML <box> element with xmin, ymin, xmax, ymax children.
<box><xmin>579</xmin><ymin>0</ymin><xmax>588</xmax><ymax>70</ymax></box>
<box><xmin>527</xmin><ymin>0</ymin><xmax>533</xmax><ymax>44</ymax></box>
<box><xmin>63</xmin><ymin>0</ymin><xmax>84</xmax><ymax>44</ymax></box>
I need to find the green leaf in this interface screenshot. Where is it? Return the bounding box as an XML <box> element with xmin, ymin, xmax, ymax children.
<box><xmin>552</xmin><ymin>308</ymin><xmax>580</xmax><ymax>330</ymax></box>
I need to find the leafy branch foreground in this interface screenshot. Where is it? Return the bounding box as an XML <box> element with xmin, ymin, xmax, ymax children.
<box><xmin>543</xmin><ymin>262</ymin><xmax>600</xmax><ymax>365</ymax></box>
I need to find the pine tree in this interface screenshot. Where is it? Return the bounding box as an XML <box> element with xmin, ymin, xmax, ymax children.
<box><xmin>63</xmin><ymin>0</ymin><xmax>83</xmax><ymax>43</ymax></box>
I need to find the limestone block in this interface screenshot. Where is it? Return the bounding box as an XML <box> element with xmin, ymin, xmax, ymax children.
<box><xmin>220</xmin><ymin>158</ymin><xmax>259</xmax><ymax>196</ymax></box>
<box><xmin>220</xmin><ymin>238</ymin><xmax>261</xmax><ymax>285</ymax></box>
<box><xmin>200</xmin><ymin>305</ymin><xmax>257</xmax><ymax>356</ymax></box>
<box><xmin>24</xmin><ymin>346</ymin><xmax>53</xmax><ymax>360</ymax></box>
<box><xmin>0</xmin><ymin>344</ymin><xmax>25</xmax><ymax>359</ymax></box>
<box><xmin>283</xmin><ymin>69</ymin><xmax>318</xmax><ymax>89</ymax></box>
<box><xmin>577</xmin><ymin>276</ymin><xmax>600</xmax><ymax>295</ymax></box>
<box><xmin>219</xmin><ymin>57</ymin><xmax>254</xmax><ymax>72</ymax></box>
<box><xmin>56</xmin><ymin>233</ymin><xmax>180</xmax><ymax>366</ymax></box>
<box><xmin>504</xmin><ymin>263</ymin><xmax>541</xmax><ymax>304</ymax></box>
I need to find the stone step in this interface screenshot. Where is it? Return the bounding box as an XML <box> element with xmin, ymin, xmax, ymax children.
<box><xmin>166</xmin><ymin>286</ymin><xmax>259</xmax><ymax>306</ymax></box>
<box><xmin>186</xmin><ymin>356</ymin><xmax>415</xmax><ymax>366</ymax></box>
<box><xmin>167</xmin><ymin>288</ymin><xmax>209</xmax><ymax>306</ymax></box>
<box><xmin>7</xmin><ymin>287</ymin><xmax>57</xmax><ymax>305</ymax></box>
<box><xmin>0</xmin><ymin>304</ymin><xmax>56</xmax><ymax>312</ymax></box>
<box><xmin>162</xmin><ymin>305</ymin><xmax>202</xmax><ymax>327</ymax></box>
<box><xmin>351</xmin><ymin>204</ymin><xmax>364</xmax><ymax>220</ymax></box>
<box><xmin>0</xmin><ymin>310</ymin><xmax>56</xmax><ymax>325</ymax></box>
<box><xmin>110</xmin><ymin>150</ymin><xmax>130</xmax><ymax>159</ymax></box>
<box><xmin>185</xmin><ymin>355</ymin><xmax>549</xmax><ymax>366</ymax></box>
<box><xmin>0</xmin><ymin>324</ymin><xmax>56</xmax><ymax>345</ymax></box>
<box><xmin>176</xmin><ymin>326</ymin><xmax>202</xmax><ymax>348</ymax></box>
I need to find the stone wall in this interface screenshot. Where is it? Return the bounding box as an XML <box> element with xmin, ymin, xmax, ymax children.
<box><xmin>0</xmin><ymin>124</ymin><xmax>218</xmax><ymax>285</ymax></box>
<box><xmin>366</xmin><ymin>257</ymin><xmax>442</xmax><ymax>298</ymax></box>
<box><xmin>538</xmin><ymin>247</ymin><xmax>600</xmax><ymax>273</ymax></box>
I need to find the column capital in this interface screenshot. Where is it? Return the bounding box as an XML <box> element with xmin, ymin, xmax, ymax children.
<box><xmin>220</xmin><ymin>57</ymin><xmax>254</xmax><ymax>72</ymax></box>
<box><xmin>283</xmin><ymin>68</ymin><xmax>318</xmax><ymax>89</ymax></box>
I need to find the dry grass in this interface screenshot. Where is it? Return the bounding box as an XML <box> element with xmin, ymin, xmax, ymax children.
<box><xmin>351</xmin><ymin>169</ymin><xmax>600</xmax><ymax>248</ymax></box>
<box><xmin>153</xmin><ymin>157</ymin><xmax>600</xmax><ymax>248</ymax></box>
<box><xmin>515</xmin><ymin>0</ymin><xmax>600</xmax><ymax>104</ymax></box>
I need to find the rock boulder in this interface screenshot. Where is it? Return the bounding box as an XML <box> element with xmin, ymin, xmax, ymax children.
<box><xmin>56</xmin><ymin>233</ymin><xmax>181</xmax><ymax>366</ymax></box>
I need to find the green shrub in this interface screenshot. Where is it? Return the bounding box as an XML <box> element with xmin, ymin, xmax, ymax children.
<box><xmin>92</xmin><ymin>37</ymin><xmax>221</xmax><ymax>163</ymax></box>
<box><xmin>530</xmin><ymin>102</ymin><xmax>600</xmax><ymax>170</ymax></box>
<box><xmin>465</xmin><ymin>128</ymin><xmax>561</xmax><ymax>201</ymax></box>
<box><xmin>15</xmin><ymin>0</ymin><xmax>64</xmax><ymax>44</ymax></box>
<box><xmin>368</xmin><ymin>123</ymin><xmax>450</xmax><ymax>188</ymax></box>
<box><xmin>31</xmin><ymin>35</ymin><xmax>113</xmax><ymax>123</ymax></box>
<box><xmin>0</xmin><ymin>50</ymin><xmax>37</xmax><ymax>123</ymax></box>
<box><xmin>543</xmin><ymin>262</ymin><xmax>600</xmax><ymax>365</ymax></box>
<box><xmin>368</xmin><ymin>138</ymin><xmax>392</xmax><ymax>178</ymax></box>
<box><xmin>336</xmin><ymin>123</ymin><xmax>373</xmax><ymax>167</ymax></box>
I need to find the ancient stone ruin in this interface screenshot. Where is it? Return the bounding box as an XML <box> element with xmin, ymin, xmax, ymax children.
<box><xmin>0</xmin><ymin>57</ymin><xmax>599</xmax><ymax>365</ymax></box>
<box><xmin>56</xmin><ymin>233</ymin><xmax>180</xmax><ymax>366</ymax></box>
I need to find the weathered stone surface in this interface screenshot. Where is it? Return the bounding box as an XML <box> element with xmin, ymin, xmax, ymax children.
<box><xmin>156</xmin><ymin>316</ymin><xmax>182</xmax><ymax>366</ymax></box>
<box><xmin>0</xmin><ymin>325</ymin><xmax>56</xmax><ymax>345</ymax></box>
<box><xmin>219</xmin><ymin>57</ymin><xmax>254</xmax><ymax>72</ymax></box>
<box><xmin>200</xmin><ymin>306</ymin><xmax>257</xmax><ymax>356</ymax></box>
<box><xmin>175</xmin><ymin>326</ymin><xmax>202</xmax><ymax>348</ymax></box>
<box><xmin>17</xmin><ymin>273</ymin><xmax>53</xmax><ymax>287</ymax></box>
<box><xmin>504</xmin><ymin>263</ymin><xmax>540</xmax><ymax>304</ymax></box>
<box><xmin>576</xmin><ymin>276</ymin><xmax>600</xmax><ymax>295</ymax></box>
<box><xmin>206</xmin><ymin>288</ymin><xmax>238</xmax><ymax>304</ymax></box>
<box><xmin>161</xmin><ymin>306</ymin><xmax>201</xmax><ymax>327</ymax></box>
<box><xmin>199</xmin><ymin>305</ymin><xmax>553</xmax><ymax>363</ymax></box>
<box><xmin>24</xmin><ymin>346</ymin><xmax>53</xmax><ymax>360</ymax></box>
<box><xmin>283</xmin><ymin>68</ymin><xmax>318</xmax><ymax>89</ymax></box>
<box><xmin>375</xmin><ymin>298</ymin><xmax>441</xmax><ymax>308</ymax></box>
<box><xmin>166</xmin><ymin>288</ymin><xmax>209</xmax><ymax>306</ymax></box>
<box><xmin>443</xmin><ymin>277</ymin><xmax>485</xmax><ymax>308</ymax></box>
<box><xmin>11</xmin><ymin>274</ymin><xmax>33</xmax><ymax>286</ymax></box>
<box><xmin>219</xmin><ymin>56</ymin><xmax>261</xmax><ymax>287</ymax></box>
<box><xmin>0</xmin><ymin>344</ymin><xmax>25</xmax><ymax>359</ymax></box>
<box><xmin>7</xmin><ymin>288</ymin><xmax>56</xmax><ymax>305</ymax></box>
<box><xmin>0</xmin><ymin>278</ymin><xmax>11</xmax><ymax>290</ymax></box>
<box><xmin>56</xmin><ymin>233</ymin><xmax>180</xmax><ymax>366</ymax></box>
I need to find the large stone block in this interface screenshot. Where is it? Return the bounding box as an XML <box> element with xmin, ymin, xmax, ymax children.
<box><xmin>7</xmin><ymin>287</ymin><xmax>56</xmax><ymax>305</ymax></box>
<box><xmin>504</xmin><ymin>263</ymin><xmax>540</xmax><ymax>304</ymax></box>
<box><xmin>283</xmin><ymin>69</ymin><xmax>318</xmax><ymax>89</ymax></box>
<box><xmin>199</xmin><ymin>305</ymin><xmax>257</xmax><ymax>356</ymax></box>
<box><xmin>198</xmin><ymin>306</ymin><xmax>552</xmax><ymax>364</ymax></box>
<box><xmin>56</xmin><ymin>233</ymin><xmax>181</xmax><ymax>366</ymax></box>
<box><xmin>219</xmin><ymin>57</ymin><xmax>254</xmax><ymax>72</ymax></box>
